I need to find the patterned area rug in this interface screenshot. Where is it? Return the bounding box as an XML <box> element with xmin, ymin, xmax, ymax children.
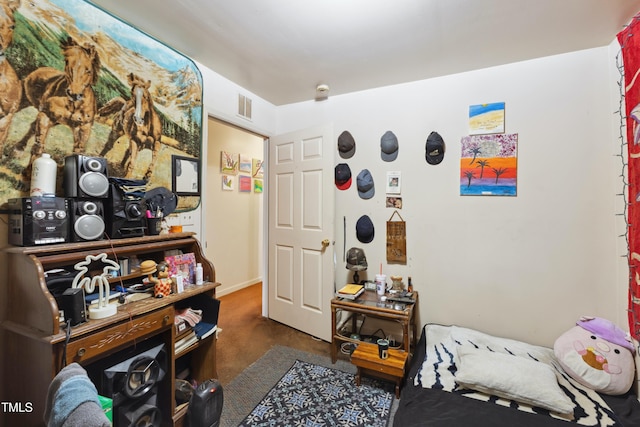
<box><xmin>239</xmin><ymin>359</ymin><xmax>393</xmax><ymax>426</ymax></box>
<box><xmin>221</xmin><ymin>345</ymin><xmax>399</xmax><ymax>427</ymax></box>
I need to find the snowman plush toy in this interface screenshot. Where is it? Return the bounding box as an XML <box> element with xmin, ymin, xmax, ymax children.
<box><xmin>554</xmin><ymin>316</ymin><xmax>636</xmax><ymax>395</ymax></box>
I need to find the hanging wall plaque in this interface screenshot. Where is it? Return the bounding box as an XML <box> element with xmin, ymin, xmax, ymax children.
<box><xmin>386</xmin><ymin>210</ymin><xmax>407</xmax><ymax>264</ymax></box>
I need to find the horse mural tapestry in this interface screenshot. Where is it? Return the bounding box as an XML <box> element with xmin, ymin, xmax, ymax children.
<box><xmin>0</xmin><ymin>0</ymin><xmax>203</xmax><ymax>211</ymax></box>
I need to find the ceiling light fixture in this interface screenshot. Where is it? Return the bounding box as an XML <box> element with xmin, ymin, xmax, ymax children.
<box><xmin>315</xmin><ymin>83</ymin><xmax>330</xmax><ymax>101</ymax></box>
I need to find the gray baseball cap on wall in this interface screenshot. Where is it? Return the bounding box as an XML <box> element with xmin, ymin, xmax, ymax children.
<box><xmin>338</xmin><ymin>130</ymin><xmax>356</xmax><ymax>159</ymax></box>
<box><xmin>380</xmin><ymin>130</ymin><xmax>398</xmax><ymax>162</ymax></box>
<box><xmin>356</xmin><ymin>169</ymin><xmax>375</xmax><ymax>199</ymax></box>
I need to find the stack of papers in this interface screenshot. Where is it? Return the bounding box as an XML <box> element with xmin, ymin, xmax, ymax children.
<box><xmin>337</xmin><ymin>284</ymin><xmax>364</xmax><ymax>300</ymax></box>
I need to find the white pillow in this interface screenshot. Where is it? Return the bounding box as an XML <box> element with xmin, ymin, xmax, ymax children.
<box><xmin>455</xmin><ymin>345</ymin><xmax>573</xmax><ymax>414</ymax></box>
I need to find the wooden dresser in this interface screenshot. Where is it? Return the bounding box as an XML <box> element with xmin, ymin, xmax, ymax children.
<box><xmin>0</xmin><ymin>232</ymin><xmax>219</xmax><ymax>427</ymax></box>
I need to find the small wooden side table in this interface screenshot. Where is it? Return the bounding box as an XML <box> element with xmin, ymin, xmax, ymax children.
<box><xmin>350</xmin><ymin>342</ymin><xmax>408</xmax><ymax>398</ymax></box>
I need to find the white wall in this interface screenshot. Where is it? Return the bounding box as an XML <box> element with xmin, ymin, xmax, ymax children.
<box><xmin>275</xmin><ymin>46</ymin><xmax>624</xmax><ymax>347</ymax></box>
<box><xmin>205</xmin><ymin>118</ymin><xmax>264</xmax><ymax>296</ymax></box>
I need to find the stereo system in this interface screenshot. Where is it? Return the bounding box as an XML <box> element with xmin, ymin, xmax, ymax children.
<box><xmin>68</xmin><ymin>199</ymin><xmax>105</xmax><ymax>242</ymax></box>
<box><xmin>8</xmin><ymin>196</ymin><xmax>70</xmax><ymax>246</ymax></box>
<box><xmin>105</xmin><ymin>183</ymin><xmax>146</xmax><ymax>239</ymax></box>
<box><xmin>9</xmin><ymin>155</ymin><xmax>172</xmax><ymax>246</ymax></box>
<box><xmin>90</xmin><ymin>342</ymin><xmax>168</xmax><ymax>427</ymax></box>
<box><xmin>64</xmin><ymin>154</ymin><xmax>109</xmax><ymax>198</ymax></box>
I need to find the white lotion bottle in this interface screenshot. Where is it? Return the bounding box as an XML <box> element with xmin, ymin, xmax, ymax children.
<box><xmin>30</xmin><ymin>153</ymin><xmax>57</xmax><ymax>196</ymax></box>
<box><xmin>195</xmin><ymin>262</ymin><xmax>204</xmax><ymax>285</ymax></box>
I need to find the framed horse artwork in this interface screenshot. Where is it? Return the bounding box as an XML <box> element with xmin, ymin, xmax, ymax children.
<box><xmin>0</xmin><ymin>0</ymin><xmax>203</xmax><ymax>211</ymax></box>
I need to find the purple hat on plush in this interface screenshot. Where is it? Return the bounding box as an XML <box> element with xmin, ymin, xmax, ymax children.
<box><xmin>576</xmin><ymin>316</ymin><xmax>635</xmax><ymax>353</ymax></box>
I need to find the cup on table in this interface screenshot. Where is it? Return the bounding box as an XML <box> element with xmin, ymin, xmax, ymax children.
<box><xmin>147</xmin><ymin>217</ymin><xmax>161</xmax><ymax>235</ymax></box>
<box><xmin>377</xmin><ymin>338</ymin><xmax>389</xmax><ymax>359</ymax></box>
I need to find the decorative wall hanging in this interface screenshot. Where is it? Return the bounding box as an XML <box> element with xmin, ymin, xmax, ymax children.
<box><xmin>221</xmin><ymin>151</ymin><xmax>239</xmax><ymax>174</ymax></box>
<box><xmin>469</xmin><ymin>102</ymin><xmax>505</xmax><ymax>135</ymax></box>
<box><xmin>0</xmin><ymin>0</ymin><xmax>203</xmax><ymax>211</ymax></box>
<box><xmin>617</xmin><ymin>15</ymin><xmax>640</xmax><ymax>340</ymax></box>
<box><xmin>460</xmin><ymin>134</ymin><xmax>518</xmax><ymax>196</ymax></box>
<box><xmin>386</xmin><ymin>210</ymin><xmax>407</xmax><ymax>264</ymax></box>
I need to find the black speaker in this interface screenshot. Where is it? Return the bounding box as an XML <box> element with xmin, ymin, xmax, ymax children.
<box><xmin>64</xmin><ymin>155</ymin><xmax>109</xmax><ymax>198</ymax></box>
<box><xmin>60</xmin><ymin>287</ymin><xmax>86</xmax><ymax>326</ymax></box>
<box><xmin>69</xmin><ymin>199</ymin><xmax>105</xmax><ymax>241</ymax></box>
<box><xmin>186</xmin><ymin>379</ymin><xmax>223</xmax><ymax>427</ymax></box>
<box><xmin>105</xmin><ymin>183</ymin><xmax>146</xmax><ymax>239</ymax></box>
<box><xmin>101</xmin><ymin>343</ymin><xmax>167</xmax><ymax>427</ymax></box>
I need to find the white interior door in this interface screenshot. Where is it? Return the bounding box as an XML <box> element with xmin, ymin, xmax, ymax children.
<box><xmin>268</xmin><ymin>124</ymin><xmax>334</xmax><ymax>341</ymax></box>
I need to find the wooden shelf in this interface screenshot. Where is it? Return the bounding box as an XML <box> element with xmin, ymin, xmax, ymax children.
<box><xmin>1</xmin><ymin>233</ymin><xmax>219</xmax><ymax>427</ymax></box>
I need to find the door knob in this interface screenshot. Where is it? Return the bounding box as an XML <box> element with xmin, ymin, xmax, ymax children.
<box><xmin>321</xmin><ymin>239</ymin><xmax>330</xmax><ymax>248</ymax></box>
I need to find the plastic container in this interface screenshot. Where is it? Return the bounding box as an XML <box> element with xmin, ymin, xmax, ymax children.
<box><xmin>30</xmin><ymin>153</ymin><xmax>57</xmax><ymax>196</ymax></box>
<box><xmin>375</xmin><ymin>274</ymin><xmax>386</xmax><ymax>296</ymax></box>
<box><xmin>195</xmin><ymin>263</ymin><xmax>204</xmax><ymax>285</ymax></box>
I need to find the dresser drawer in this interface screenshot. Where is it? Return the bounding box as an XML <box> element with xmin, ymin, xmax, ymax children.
<box><xmin>64</xmin><ymin>306</ymin><xmax>173</xmax><ymax>364</ymax></box>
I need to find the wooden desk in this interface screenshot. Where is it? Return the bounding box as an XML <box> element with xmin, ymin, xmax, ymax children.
<box><xmin>330</xmin><ymin>290</ymin><xmax>417</xmax><ymax>363</ymax></box>
<box><xmin>351</xmin><ymin>342</ymin><xmax>408</xmax><ymax>398</ymax></box>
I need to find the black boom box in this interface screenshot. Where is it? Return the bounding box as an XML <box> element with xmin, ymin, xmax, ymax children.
<box><xmin>64</xmin><ymin>154</ymin><xmax>109</xmax><ymax>198</ymax></box>
<box><xmin>8</xmin><ymin>197</ymin><xmax>69</xmax><ymax>246</ymax></box>
<box><xmin>105</xmin><ymin>183</ymin><xmax>146</xmax><ymax>239</ymax></box>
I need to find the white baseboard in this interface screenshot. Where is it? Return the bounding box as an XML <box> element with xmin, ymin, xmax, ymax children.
<box><xmin>216</xmin><ymin>279</ymin><xmax>262</xmax><ymax>297</ymax></box>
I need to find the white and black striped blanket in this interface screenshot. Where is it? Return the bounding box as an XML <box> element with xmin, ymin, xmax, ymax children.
<box><xmin>414</xmin><ymin>324</ymin><xmax>621</xmax><ymax>426</ymax></box>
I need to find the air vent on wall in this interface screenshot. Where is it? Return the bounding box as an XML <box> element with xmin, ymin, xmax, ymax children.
<box><xmin>238</xmin><ymin>94</ymin><xmax>252</xmax><ymax>120</ymax></box>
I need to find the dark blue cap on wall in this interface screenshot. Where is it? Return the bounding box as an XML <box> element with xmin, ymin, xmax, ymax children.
<box><xmin>356</xmin><ymin>215</ymin><xmax>374</xmax><ymax>243</ymax></box>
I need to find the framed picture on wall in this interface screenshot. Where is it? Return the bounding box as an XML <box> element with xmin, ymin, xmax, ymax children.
<box><xmin>172</xmin><ymin>155</ymin><xmax>201</xmax><ymax>196</ymax></box>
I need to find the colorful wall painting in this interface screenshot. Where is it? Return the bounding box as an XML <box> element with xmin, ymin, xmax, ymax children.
<box><xmin>239</xmin><ymin>154</ymin><xmax>252</xmax><ymax>173</ymax></box>
<box><xmin>254</xmin><ymin>179</ymin><xmax>263</xmax><ymax>193</ymax></box>
<box><xmin>469</xmin><ymin>102</ymin><xmax>505</xmax><ymax>135</ymax></box>
<box><xmin>239</xmin><ymin>175</ymin><xmax>251</xmax><ymax>192</ymax></box>
<box><xmin>460</xmin><ymin>134</ymin><xmax>518</xmax><ymax>196</ymax></box>
<box><xmin>222</xmin><ymin>175</ymin><xmax>234</xmax><ymax>191</ymax></box>
<box><xmin>252</xmin><ymin>158</ymin><xmax>264</xmax><ymax>178</ymax></box>
<box><xmin>221</xmin><ymin>151</ymin><xmax>238</xmax><ymax>174</ymax></box>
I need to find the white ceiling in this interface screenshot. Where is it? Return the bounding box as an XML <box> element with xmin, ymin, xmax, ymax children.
<box><xmin>89</xmin><ymin>0</ymin><xmax>640</xmax><ymax>106</ymax></box>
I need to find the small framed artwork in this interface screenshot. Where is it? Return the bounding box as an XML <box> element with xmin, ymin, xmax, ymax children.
<box><xmin>386</xmin><ymin>171</ymin><xmax>402</xmax><ymax>194</ymax></box>
<box><xmin>222</xmin><ymin>175</ymin><xmax>235</xmax><ymax>191</ymax></box>
<box><xmin>221</xmin><ymin>151</ymin><xmax>239</xmax><ymax>174</ymax></box>
<box><xmin>239</xmin><ymin>175</ymin><xmax>251</xmax><ymax>192</ymax></box>
<box><xmin>239</xmin><ymin>154</ymin><xmax>252</xmax><ymax>174</ymax></box>
<box><xmin>172</xmin><ymin>155</ymin><xmax>201</xmax><ymax>196</ymax></box>
<box><xmin>469</xmin><ymin>102</ymin><xmax>505</xmax><ymax>135</ymax></box>
<box><xmin>254</xmin><ymin>179</ymin><xmax>263</xmax><ymax>193</ymax></box>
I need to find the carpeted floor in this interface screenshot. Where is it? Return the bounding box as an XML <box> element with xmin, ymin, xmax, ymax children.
<box><xmin>221</xmin><ymin>345</ymin><xmax>400</xmax><ymax>427</ymax></box>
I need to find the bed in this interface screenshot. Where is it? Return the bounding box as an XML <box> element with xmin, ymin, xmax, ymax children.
<box><xmin>393</xmin><ymin>324</ymin><xmax>640</xmax><ymax>427</ymax></box>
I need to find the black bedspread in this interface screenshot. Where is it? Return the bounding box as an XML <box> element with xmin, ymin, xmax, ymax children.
<box><xmin>393</xmin><ymin>325</ymin><xmax>640</xmax><ymax>427</ymax></box>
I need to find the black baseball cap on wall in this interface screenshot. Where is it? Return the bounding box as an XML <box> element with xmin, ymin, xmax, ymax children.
<box><xmin>338</xmin><ymin>131</ymin><xmax>356</xmax><ymax>159</ymax></box>
<box><xmin>426</xmin><ymin>131</ymin><xmax>445</xmax><ymax>165</ymax></box>
<box><xmin>356</xmin><ymin>215</ymin><xmax>374</xmax><ymax>243</ymax></box>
